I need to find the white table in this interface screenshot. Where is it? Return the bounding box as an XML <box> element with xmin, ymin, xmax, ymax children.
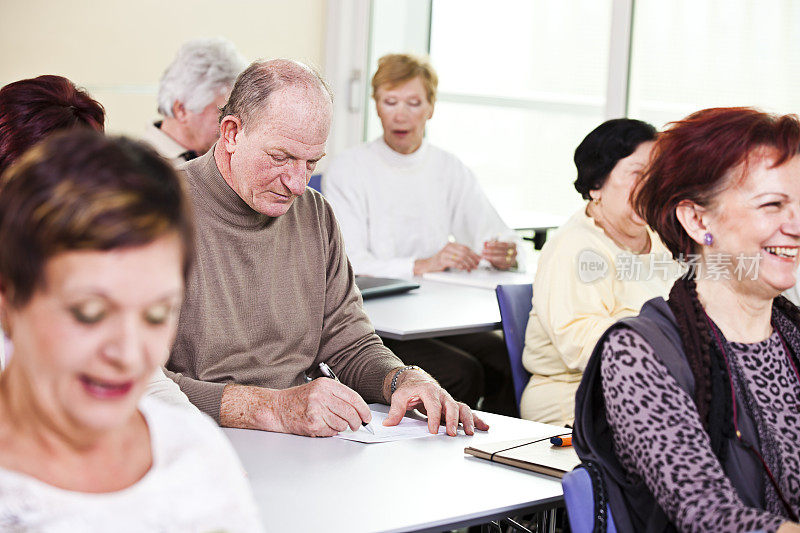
<box><xmin>362</xmin><ymin>279</ymin><xmax>502</xmax><ymax>340</ymax></box>
<box><xmin>502</xmin><ymin>210</ymin><xmax>568</xmax><ymax>233</ymax></box>
<box><xmin>224</xmin><ymin>406</ymin><xmax>565</xmax><ymax>533</ymax></box>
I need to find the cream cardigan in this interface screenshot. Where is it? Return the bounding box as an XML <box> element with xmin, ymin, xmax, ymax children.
<box><xmin>520</xmin><ymin>206</ymin><xmax>679</xmax><ymax>425</ymax></box>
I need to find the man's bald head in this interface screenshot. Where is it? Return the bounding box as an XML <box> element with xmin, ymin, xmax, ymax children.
<box><xmin>220</xmin><ymin>59</ymin><xmax>332</xmax><ymax>132</ymax></box>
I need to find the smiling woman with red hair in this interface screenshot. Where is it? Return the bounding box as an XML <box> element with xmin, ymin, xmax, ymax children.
<box><xmin>575</xmin><ymin>108</ymin><xmax>800</xmax><ymax>533</ymax></box>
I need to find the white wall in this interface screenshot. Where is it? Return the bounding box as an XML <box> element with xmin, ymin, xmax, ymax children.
<box><xmin>0</xmin><ymin>0</ymin><xmax>327</xmax><ymax>137</ymax></box>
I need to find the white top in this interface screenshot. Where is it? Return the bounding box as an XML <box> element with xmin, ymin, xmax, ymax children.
<box><xmin>0</xmin><ymin>333</ymin><xmax>6</xmax><ymax>372</ymax></box>
<box><xmin>0</xmin><ymin>396</ymin><xmax>263</xmax><ymax>533</ymax></box>
<box><xmin>145</xmin><ymin>366</ymin><xmax>198</xmax><ymax>411</ymax></box>
<box><xmin>324</xmin><ymin>138</ymin><xmax>516</xmax><ymax>279</ymax></box>
<box><xmin>140</xmin><ymin>121</ymin><xmax>191</xmax><ymax>166</ymax></box>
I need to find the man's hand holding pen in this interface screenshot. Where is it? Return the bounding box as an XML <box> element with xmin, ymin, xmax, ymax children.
<box><xmin>268</xmin><ymin>378</ymin><xmax>373</xmax><ymax>437</ymax></box>
<box><xmin>220</xmin><ymin>364</ymin><xmax>488</xmax><ymax>438</ymax></box>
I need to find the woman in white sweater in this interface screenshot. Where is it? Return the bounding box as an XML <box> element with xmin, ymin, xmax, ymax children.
<box><xmin>0</xmin><ymin>132</ymin><xmax>261</xmax><ymax>532</ymax></box>
<box><xmin>325</xmin><ymin>54</ymin><xmax>517</xmax><ymax>415</ymax></box>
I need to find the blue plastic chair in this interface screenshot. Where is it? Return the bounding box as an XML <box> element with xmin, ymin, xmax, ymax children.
<box><xmin>308</xmin><ymin>173</ymin><xmax>322</xmax><ymax>193</ymax></box>
<box><xmin>562</xmin><ymin>465</ymin><xmax>618</xmax><ymax>533</ymax></box>
<box><xmin>495</xmin><ymin>283</ymin><xmax>533</xmax><ymax>408</ymax></box>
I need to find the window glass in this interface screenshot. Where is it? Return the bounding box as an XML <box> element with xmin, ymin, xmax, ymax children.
<box><xmin>629</xmin><ymin>0</ymin><xmax>800</xmax><ymax>127</ymax></box>
<box><xmin>364</xmin><ymin>0</ymin><xmax>431</xmax><ymax>143</ymax></box>
<box><xmin>427</xmin><ymin>102</ymin><xmax>604</xmax><ymax>220</ymax></box>
<box><xmin>425</xmin><ymin>0</ymin><xmax>613</xmax><ymax>218</ymax></box>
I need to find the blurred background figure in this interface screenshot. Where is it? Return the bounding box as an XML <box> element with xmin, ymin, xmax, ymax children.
<box><xmin>521</xmin><ymin>118</ymin><xmax>678</xmax><ymax>425</ymax></box>
<box><xmin>325</xmin><ymin>53</ymin><xmax>517</xmax><ymax>415</ymax></box>
<box><xmin>142</xmin><ymin>37</ymin><xmax>246</xmax><ymax>165</ymax></box>
<box><xmin>0</xmin><ymin>131</ymin><xmax>261</xmax><ymax>531</ymax></box>
<box><xmin>0</xmin><ymin>74</ymin><xmax>193</xmax><ymax>409</ymax></box>
<box><xmin>0</xmin><ymin>74</ymin><xmax>104</xmax><ymax>177</ymax></box>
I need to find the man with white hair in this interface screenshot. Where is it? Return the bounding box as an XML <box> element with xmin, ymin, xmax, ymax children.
<box><xmin>166</xmin><ymin>59</ymin><xmax>488</xmax><ymax>437</ymax></box>
<box><xmin>143</xmin><ymin>37</ymin><xmax>246</xmax><ymax>165</ymax></box>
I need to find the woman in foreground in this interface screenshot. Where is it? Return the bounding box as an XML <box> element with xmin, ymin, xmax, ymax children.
<box><xmin>0</xmin><ymin>131</ymin><xmax>261</xmax><ymax>531</ymax></box>
<box><xmin>0</xmin><ymin>73</ymin><xmax>193</xmax><ymax>409</ymax></box>
<box><xmin>575</xmin><ymin>108</ymin><xmax>800</xmax><ymax>532</ymax></box>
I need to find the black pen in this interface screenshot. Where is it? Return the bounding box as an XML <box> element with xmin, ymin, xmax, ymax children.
<box><xmin>318</xmin><ymin>362</ymin><xmax>374</xmax><ymax>434</ymax></box>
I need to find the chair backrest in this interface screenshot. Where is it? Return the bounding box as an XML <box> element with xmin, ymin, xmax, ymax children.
<box><xmin>308</xmin><ymin>173</ymin><xmax>322</xmax><ymax>193</ymax></box>
<box><xmin>562</xmin><ymin>465</ymin><xmax>618</xmax><ymax>533</ymax></box>
<box><xmin>495</xmin><ymin>283</ymin><xmax>533</xmax><ymax>408</ymax></box>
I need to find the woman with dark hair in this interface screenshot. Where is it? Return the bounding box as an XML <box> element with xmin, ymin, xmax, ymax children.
<box><xmin>520</xmin><ymin>118</ymin><xmax>679</xmax><ymax>425</ymax></box>
<box><xmin>0</xmin><ymin>131</ymin><xmax>261</xmax><ymax>531</ymax></box>
<box><xmin>575</xmin><ymin>108</ymin><xmax>800</xmax><ymax>532</ymax></box>
<box><xmin>0</xmin><ymin>74</ymin><xmax>105</xmax><ymax>176</ymax></box>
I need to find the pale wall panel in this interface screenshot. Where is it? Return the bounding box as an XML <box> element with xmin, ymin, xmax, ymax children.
<box><xmin>0</xmin><ymin>0</ymin><xmax>327</xmax><ymax>136</ymax></box>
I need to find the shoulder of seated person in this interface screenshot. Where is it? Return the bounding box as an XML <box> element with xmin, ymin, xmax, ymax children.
<box><xmin>140</xmin><ymin>395</ymin><xmax>224</xmax><ymax>444</ymax></box>
<box><xmin>539</xmin><ymin>216</ymin><xmax>615</xmax><ymax>260</ymax></box>
<box><xmin>325</xmin><ymin>145</ymin><xmax>375</xmax><ymax>185</ymax></box>
<box><xmin>292</xmin><ymin>190</ymin><xmax>340</xmax><ymax>237</ymax></box>
<box><xmin>600</xmin><ymin>325</ymin><xmax>655</xmax><ymax>359</ymax></box>
<box><xmin>329</xmin><ymin>143</ymin><xmax>370</xmax><ymax>167</ymax></box>
<box><xmin>426</xmin><ymin>144</ymin><xmax>469</xmax><ymax>171</ymax></box>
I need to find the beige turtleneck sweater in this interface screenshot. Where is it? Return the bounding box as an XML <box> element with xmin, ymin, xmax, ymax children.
<box><xmin>166</xmin><ymin>150</ymin><xmax>403</xmax><ymax>422</ymax></box>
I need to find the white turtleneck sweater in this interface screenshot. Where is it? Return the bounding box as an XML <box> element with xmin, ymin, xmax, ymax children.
<box><xmin>323</xmin><ymin>138</ymin><xmax>515</xmax><ymax>279</ymax></box>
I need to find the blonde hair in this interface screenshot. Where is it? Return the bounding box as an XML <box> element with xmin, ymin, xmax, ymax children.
<box><xmin>371</xmin><ymin>54</ymin><xmax>438</xmax><ymax>105</ymax></box>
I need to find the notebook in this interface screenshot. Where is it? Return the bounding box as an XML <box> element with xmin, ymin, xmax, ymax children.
<box><xmin>464</xmin><ymin>435</ymin><xmax>580</xmax><ymax>478</ymax></box>
<box><xmin>355</xmin><ymin>276</ymin><xmax>420</xmax><ymax>299</ymax></box>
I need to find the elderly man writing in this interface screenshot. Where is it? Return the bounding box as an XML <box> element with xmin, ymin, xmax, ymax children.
<box><xmin>142</xmin><ymin>37</ymin><xmax>246</xmax><ymax>165</ymax></box>
<box><xmin>166</xmin><ymin>59</ymin><xmax>487</xmax><ymax>437</ymax></box>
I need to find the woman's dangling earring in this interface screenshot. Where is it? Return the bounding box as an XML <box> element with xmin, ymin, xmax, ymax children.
<box><xmin>703</xmin><ymin>232</ymin><xmax>714</xmax><ymax>246</ymax></box>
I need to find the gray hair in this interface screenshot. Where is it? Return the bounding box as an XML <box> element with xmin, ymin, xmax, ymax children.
<box><xmin>158</xmin><ymin>37</ymin><xmax>247</xmax><ymax>117</ymax></box>
<box><xmin>220</xmin><ymin>59</ymin><xmax>332</xmax><ymax>129</ymax></box>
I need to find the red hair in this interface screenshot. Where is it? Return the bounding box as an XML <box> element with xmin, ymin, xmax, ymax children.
<box><xmin>635</xmin><ymin>107</ymin><xmax>800</xmax><ymax>258</ymax></box>
<box><xmin>0</xmin><ymin>75</ymin><xmax>105</xmax><ymax>176</ymax></box>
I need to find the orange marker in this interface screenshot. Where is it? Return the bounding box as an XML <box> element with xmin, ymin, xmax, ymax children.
<box><xmin>550</xmin><ymin>435</ymin><xmax>572</xmax><ymax>447</ymax></box>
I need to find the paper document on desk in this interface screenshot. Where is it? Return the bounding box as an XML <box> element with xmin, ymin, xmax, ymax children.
<box><xmin>335</xmin><ymin>409</ymin><xmax>453</xmax><ymax>443</ymax></box>
<box><xmin>422</xmin><ymin>266</ymin><xmax>531</xmax><ymax>290</ymax></box>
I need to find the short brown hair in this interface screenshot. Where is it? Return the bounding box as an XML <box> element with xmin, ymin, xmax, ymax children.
<box><xmin>634</xmin><ymin>107</ymin><xmax>800</xmax><ymax>258</ymax></box>
<box><xmin>0</xmin><ymin>130</ymin><xmax>194</xmax><ymax>307</ymax></box>
<box><xmin>219</xmin><ymin>59</ymin><xmax>332</xmax><ymax>130</ymax></box>
<box><xmin>371</xmin><ymin>54</ymin><xmax>438</xmax><ymax>105</ymax></box>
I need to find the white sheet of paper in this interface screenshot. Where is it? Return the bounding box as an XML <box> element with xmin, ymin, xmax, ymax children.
<box><xmin>422</xmin><ymin>266</ymin><xmax>531</xmax><ymax>289</ymax></box>
<box><xmin>334</xmin><ymin>409</ymin><xmax>455</xmax><ymax>443</ymax></box>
